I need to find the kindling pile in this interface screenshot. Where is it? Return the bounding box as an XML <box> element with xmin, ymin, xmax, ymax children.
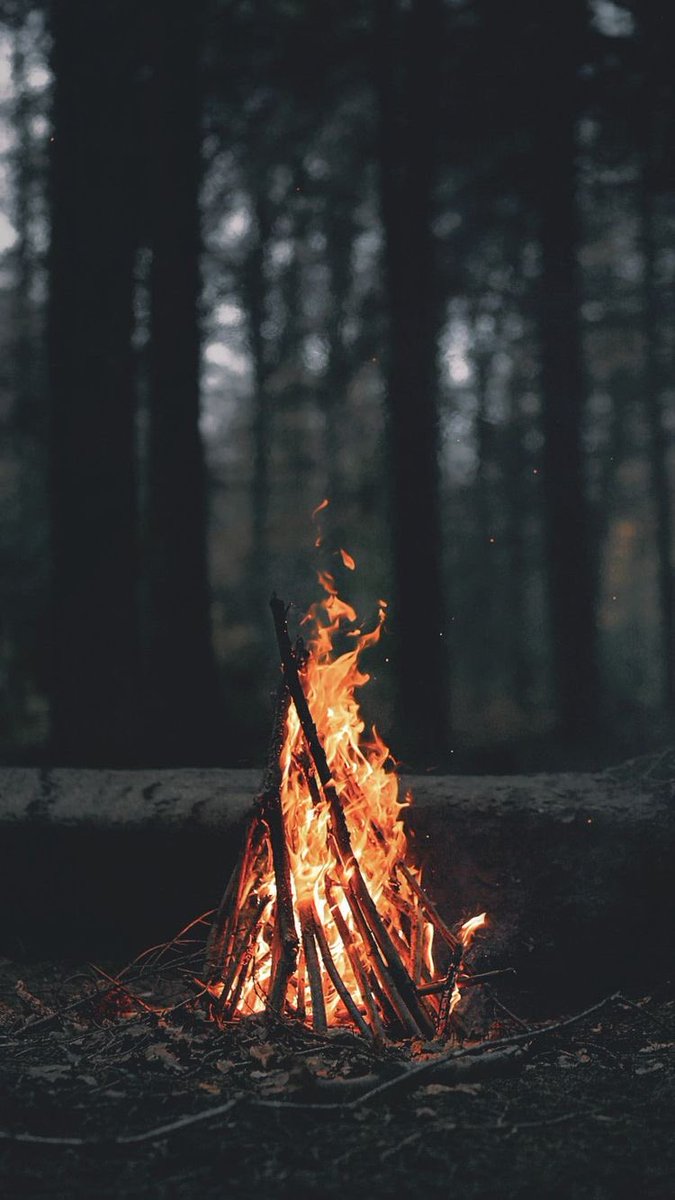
<box><xmin>204</xmin><ymin>569</ymin><xmax>486</xmax><ymax>1042</ymax></box>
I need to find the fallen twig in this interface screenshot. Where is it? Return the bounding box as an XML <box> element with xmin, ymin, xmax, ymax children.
<box><xmin>482</xmin><ymin>983</ymin><xmax>530</xmax><ymax>1030</ymax></box>
<box><xmin>0</xmin><ymin>1098</ymin><xmax>241</xmax><ymax>1149</ymax></box>
<box><xmin>256</xmin><ymin>1045</ymin><xmax>526</xmax><ymax>1112</ymax></box>
<box><xmin>616</xmin><ymin>993</ymin><xmax>675</xmax><ymax>1035</ymax></box>
<box><xmin>89</xmin><ymin>964</ymin><xmax>157</xmax><ymax>1015</ymax></box>
<box><xmin>254</xmin><ymin>991</ymin><xmax>623</xmax><ymax>1111</ymax></box>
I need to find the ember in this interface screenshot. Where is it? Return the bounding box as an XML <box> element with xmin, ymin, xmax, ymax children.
<box><xmin>205</xmin><ymin>569</ymin><xmax>486</xmax><ymax>1040</ymax></box>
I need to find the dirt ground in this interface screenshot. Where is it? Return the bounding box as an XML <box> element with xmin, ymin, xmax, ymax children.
<box><xmin>1</xmin><ymin>954</ymin><xmax>673</xmax><ymax>1200</ymax></box>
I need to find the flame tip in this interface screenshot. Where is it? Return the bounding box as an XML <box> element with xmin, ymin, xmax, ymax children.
<box><xmin>339</xmin><ymin>547</ymin><xmax>356</xmax><ymax>571</ymax></box>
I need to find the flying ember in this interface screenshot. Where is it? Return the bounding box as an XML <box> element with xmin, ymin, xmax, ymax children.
<box><xmin>204</xmin><ymin>566</ymin><xmax>486</xmax><ymax>1040</ymax></box>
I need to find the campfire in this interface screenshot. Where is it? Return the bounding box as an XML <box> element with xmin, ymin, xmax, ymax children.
<box><xmin>204</xmin><ymin>565</ymin><xmax>486</xmax><ymax>1041</ymax></box>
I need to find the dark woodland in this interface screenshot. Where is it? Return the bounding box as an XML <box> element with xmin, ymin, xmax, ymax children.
<box><xmin>1</xmin><ymin>0</ymin><xmax>675</xmax><ymax>772</ymax></box>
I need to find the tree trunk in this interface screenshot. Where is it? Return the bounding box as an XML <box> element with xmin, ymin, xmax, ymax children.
<box><xmin>375</xmin><ymin>0</ymin><xmax>448</xmax><ymax>765</ymax></box>
<box><xmin>322</xmin><ymin>192</ymin><xmax>356</xmax><ymax>552</ymax></box>
<box><xmin>10</xmin><ymin>24</ymin><xmax>37</xmax><ymax>438</ymax></box>
<box><xmin>47</xmin><ymin>0</ymin><xmax>140</xmax><ymax>764</ymax></box>
<box><xmin>535</xmin><ymin>0</ymin><xmax>599</xmax><ymax>740</ymax></box>
<box><xmin>471</xmin><ymin>343</ymin><xmax>494</xmax><ymax>710</ymax></box>
<box><xmin>505</xmin><ymin>363</ymin><xmax>532</xmax><ymax>713</ymax></box>
<box><xmin>244</xmin><ymin>186</ymin><xmax>273</xmax><ymax>615</ymax></box>
<box><xmin>143</xmin><ymin>0</ymin><xmax>220</xmax><ymax>762</ymax></box>
<box><xmin>640</xmin><ymin>171</ymin><xmax>675</xmax><ymax>709</ymax></box>
<box><xmin>632</xmin><ymin>0</ymin><xmax>675</xmax><ymax>711</ymax></box>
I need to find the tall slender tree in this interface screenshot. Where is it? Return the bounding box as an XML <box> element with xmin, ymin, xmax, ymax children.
<box><xmin>48</xmin><ymin>0</ymin><xmax>140</xmax><ymax>764</ymax></box>
<box><xmin>634</xmin><ymin>0</ymin><xmax>675</xmax><ymax>710</ymax></box>
<box><xmin>534</xmin><ymin>0</ymin><xmax>599</xmax><ymax>740</ymax></box>
<box><xmin>10</xmin><ymin>20</ymin><xmax>37</xmax><ymax>439</ymax></box>
<box><xmin>321</xmin><ymin>176</ymin><xmax>357</xmax><ymax>552</ymax></box>
<box><xmin>143</xmin><ymin>0</ymin><xmax>220</xmax><ymax>762</ymax></box>
<box><xmin>244</xmin><ymin>177</ymin><xmax>273</xmax><ymax>615</ymax></box>
<box><xmin>375</xmin><ymin>0</ymin><xmax>448</xmax><ymax>764</ymax></box>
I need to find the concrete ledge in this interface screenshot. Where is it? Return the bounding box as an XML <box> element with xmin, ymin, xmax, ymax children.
<box><xmin>1</xmin><ymin>756</ymin><xmax>673</xmax><ymax>1012</ymax></box>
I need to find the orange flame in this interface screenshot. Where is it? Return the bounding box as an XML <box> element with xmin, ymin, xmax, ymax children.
<box><xmin>339</xmin><ymin>548</ymin><xmax>356</xmax><ymax>571</ymax></box>
<box><xmin>459</xmin><ymin>912</ymin><xmax>487</xmax><ymax>948</ymax></box>
<box><xmin>233</xmin><ymin>577</ymin><xmax>485</xmax><ymax>1030</ymax></box>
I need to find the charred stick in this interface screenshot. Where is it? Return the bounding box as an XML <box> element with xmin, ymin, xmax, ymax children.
<box><xmin>333</xmin><ymin>857</ymin><xmax>425</xmax><ymax>1037</ymax></box>
<box><xmin>260</xmin><ymin>677</ymin><xmax>292</xmax><ymax>796</ymax></box>
<box><xmin>204</xmin><ymin>821</ymin><xmax>250</xmax><ymax>977</ymax></box>
<box><xmin>335</xmin><ymin>819</ymin><xmax>434</xmax><ymax>1037</ymax></box>
<box><xmin>395</xmin><ymin>861</ymin><xmax>459</xmax><ymax>952</ymax></box>
<box><xmin>215</xmin><ymin>892</ymin><xmax>271</xmax><ymax>1016</ymax></box>
<box><xmin>205</xmin><ymin>816</ymin><xmax>263</xmax><ymax>979</ymax></box>
<box><xmin>380</xmin><ymin>882</ymin><xmax>421</xmax><ymax>978</ymax></box>
<box><xmin>418</xmin><ymin>976</ymin><xmax>455</xmax><ymax>998</ymax></box>
<box><xmin>267</xmin><ymin>924</ymin><xmax>282</xmax><ymax>1008</ymax></box>
<box><xmin>436</xmin><ymin>944</ymin><xmax>462</xmax><ymax>1038</ymax></box>
<box><xmin>270</xmin><ymin>594</ymin><xmax>434</xmax><ymax>1039</ymax></box>
<box><xmin>416</xmin><ymin>960</ymin><xmax>513</xmax><ymax>997</ymax></box>
<box><xmin>296</xmin><ymin>748</ymin><xmax>323</xmax><ymax>808</ymax></box>
<box><xmin>458</xmin><ymin>968</ymin><xmax>516</xmax><ymax>988</ymax></box>
<box><xmin>382</xmin><ymin>884</ymin><xmax>414</xmax><ymax>925</ymax></box>
<box><xmin>260</xmin><ymin>684</ymin><xmax>299</xmax><ymax>1014</ymax></box>
<box><xmin>310</xmin><ymin>902</ymin><xmax>372</xmax><ymax>1039</ymax></box>
<box><xmin>325</xmin><ymin>878</ymin><xmax>385</xmax><ymax>1040</ymax></box>
<box><xmin>298</xmin><ymin>901</ymin><xmax>327</xmax><ymax>1034</ymax></box>
<box><xmin>295</xmin><ymin>950</ymin><xmax>306</xmax><ymax>1023</ymax></box>
<box><xmin>481</xmin><ymin>984</ymin><xmax>530</xmax><ymax>1030</ymax></box>
<box><xmin>411</xmin><ymin>910</ymin><xmax>424</xmax><ymax>987</ymax></box>
<box><xmin>208</xmin><ymin>672</ymin><xmax>291</xmax><ymax>983</ymax></box>
<box><xmin>224</xmin><ymin>953</ymin><xmax>253</xmax><ymax>1020</ymax></box>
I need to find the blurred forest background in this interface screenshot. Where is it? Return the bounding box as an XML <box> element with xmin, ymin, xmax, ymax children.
<box><xmin>0</xmin><ymin>0</ymin><xmax>674</xmax><ymax>772</ymax></box>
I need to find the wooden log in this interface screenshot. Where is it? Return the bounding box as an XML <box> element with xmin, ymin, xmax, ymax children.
<box><xmin>6</xmin><ymin>757</ymin><xmax>674</xmax><ymax>1013</ymax></box>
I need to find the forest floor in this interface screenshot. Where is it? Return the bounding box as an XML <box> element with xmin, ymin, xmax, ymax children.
<box><xmin>0</xmin><ymin>956</ymin><xmax>673</xmax><ymax>1200</ymax></box>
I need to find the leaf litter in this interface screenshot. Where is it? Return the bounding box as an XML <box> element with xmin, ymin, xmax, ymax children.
<box><xmin>0</xmin><ymin>954</ymin><xmax>673</xmax><ymax>1198</ymax></box>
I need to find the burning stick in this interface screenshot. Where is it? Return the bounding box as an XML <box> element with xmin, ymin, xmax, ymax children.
<box><xmin>332</xmin><ymin>854</ymin><xmax>427</xmax><ymax>1036</ymax></box>
<box><xmin>325</xmin><ymin>877</ymin><xmax>385</xmax><ymax>1040</ymax></box>
<box><xmin>395</xmin><ymin>861</ymin><xmax>459</xmax><ymax>952</ymax></box>
<box><xmin>298</xmin><ymin>901</ymin><xmax>326</xmax><ymax>1033</ymax></box>
<box><xmin>270</xmin><ymin>595</ymin><xmax>436</xmax><ymax>1040</ymax></box>
<box><xmin>411</xmin><ymin>909</ymin><xmax>424</xmax><ymax>987</ymax></box>
<box><xmin>310</xmin><ymin>901</ymin><xmax>372</xmax><ymax>1038</ymax></box>
<box><xmin>214</xmin><ymin>892</ymin><xmax>272</xmax><ymax>1017</ymax></box>
<box><xmin>435</xmin><ymin>944</ymin><xmax>462</xmax><ymax>1038</ymax></box>
<box><xmin>205</xmin><ymin>583</ymin><xmax>486</xmax><ymax>1041</ymax></box>
<box><xmin>259</xmin><ymin>683</ymin><xmax>299</xmax><ymax>1014</ymax></box>
<box><xmin>205</xmin><ymin>816</ymin><xmax>264</xmax><ymax>982</ymax></box>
